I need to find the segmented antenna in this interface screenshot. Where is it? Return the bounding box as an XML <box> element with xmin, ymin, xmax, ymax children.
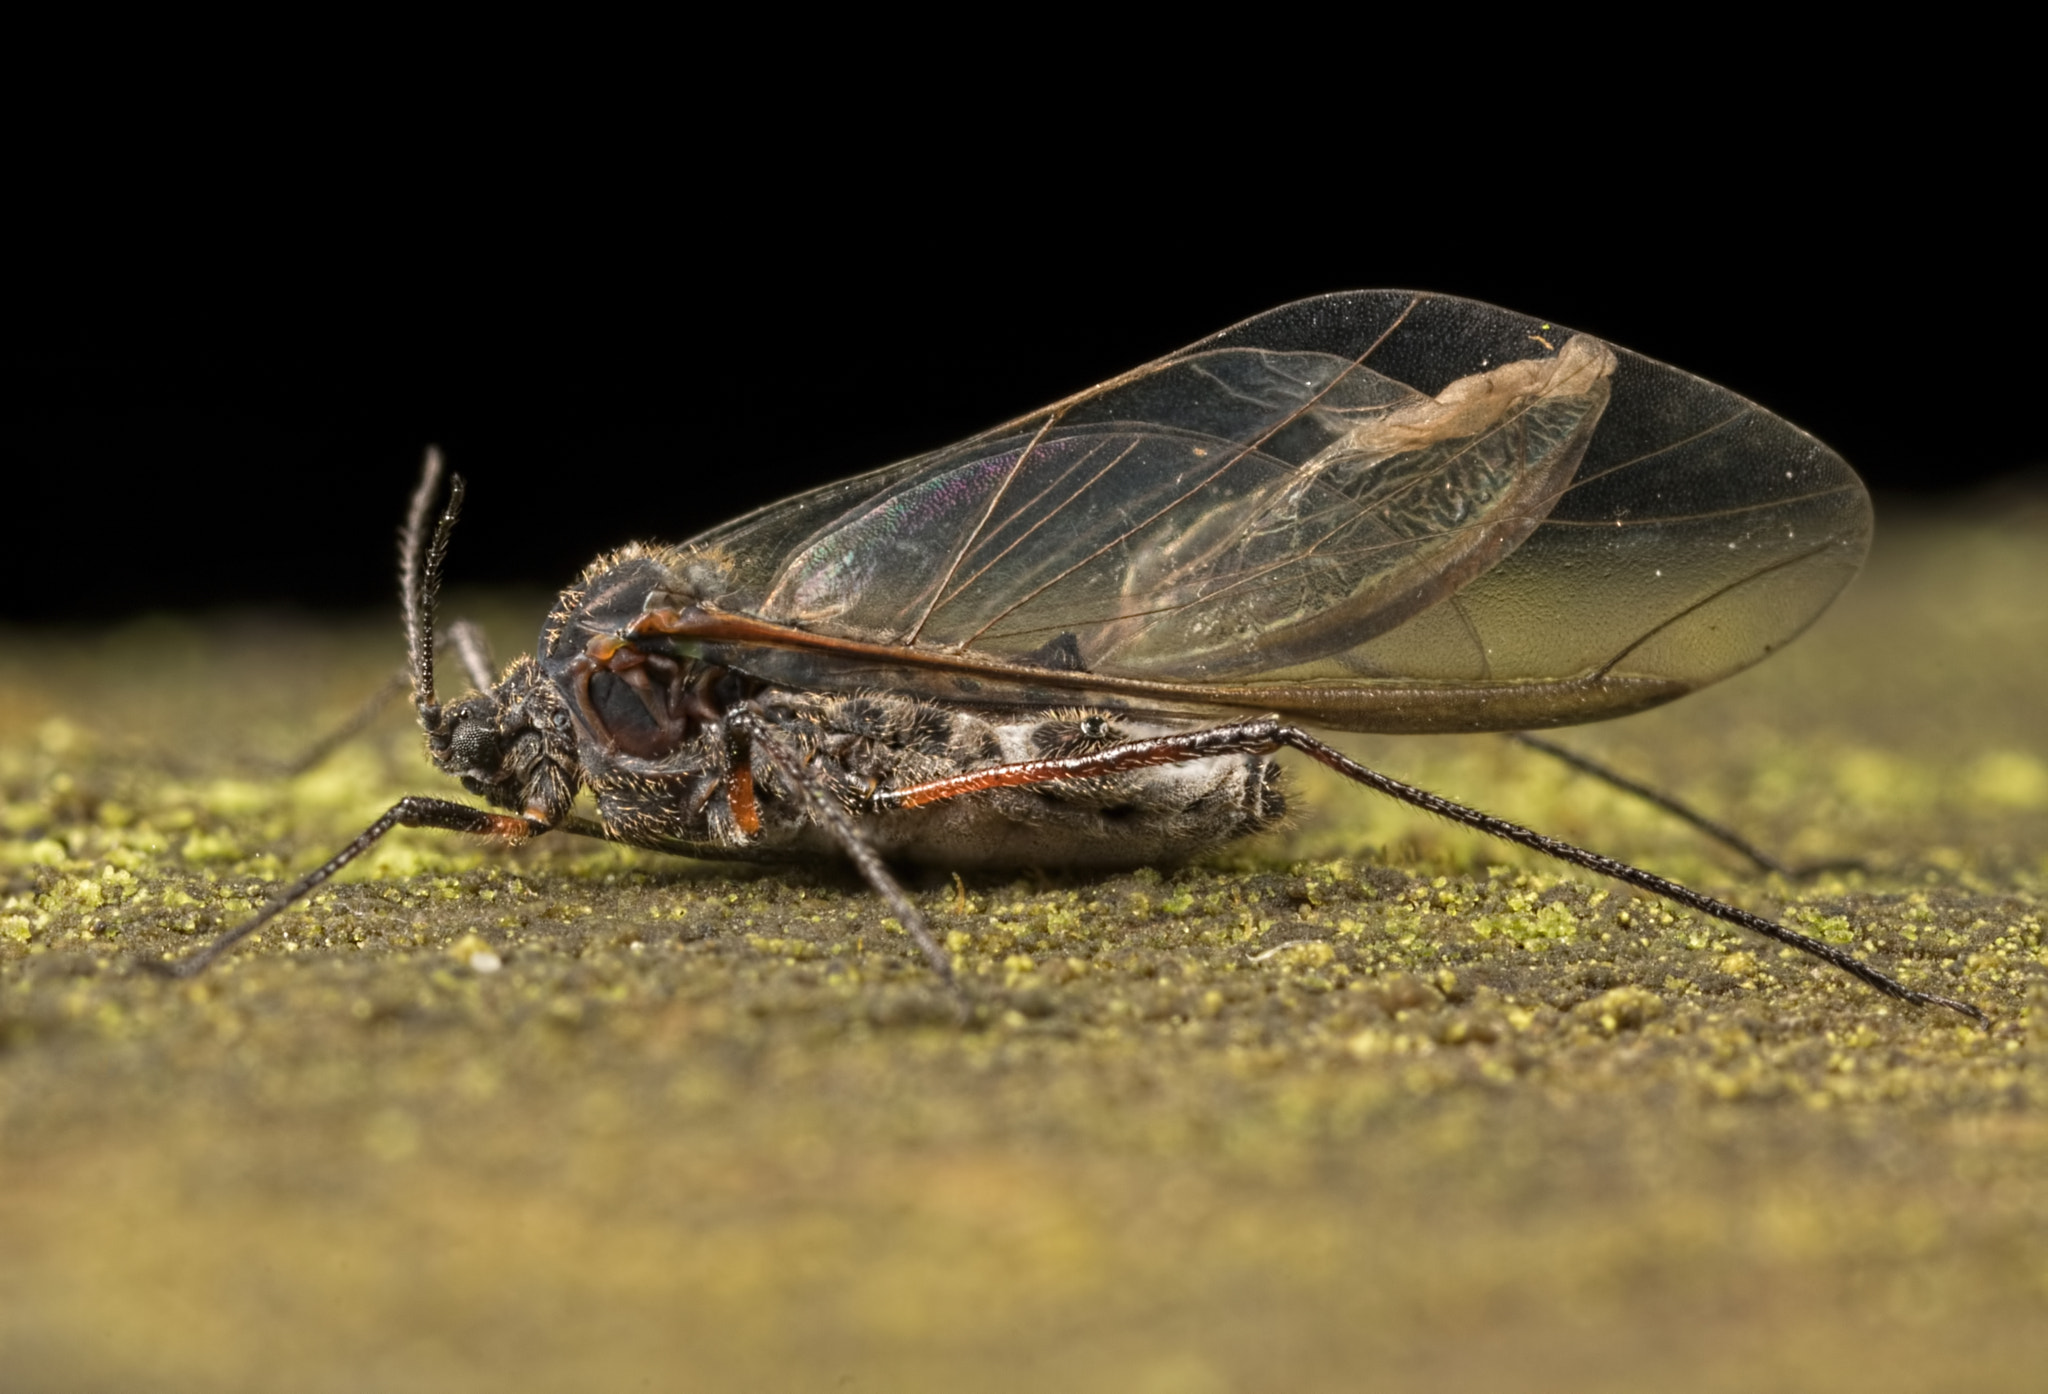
<box><xmin>399</xmin><ymin>448</ymin><xmax>466</xmax><ymax>722</ymax></box>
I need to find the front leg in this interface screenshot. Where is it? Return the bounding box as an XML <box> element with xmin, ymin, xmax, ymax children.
<box><xmin>143</xmin><ymin>798</ymin><xmax>546</xmax><ymax>979</ymax></box>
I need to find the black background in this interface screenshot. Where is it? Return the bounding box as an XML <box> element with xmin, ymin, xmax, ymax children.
<box><xmin>15</xmin><ymin>181</ymin><xmax>2039</xmax><ymax>626</ymax></box>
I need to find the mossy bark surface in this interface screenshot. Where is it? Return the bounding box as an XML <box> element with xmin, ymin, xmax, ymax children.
<box><xmin>2</xmin><ymin>505</ymin><xmax>2044</xmax><ymax>1393</ymax></box>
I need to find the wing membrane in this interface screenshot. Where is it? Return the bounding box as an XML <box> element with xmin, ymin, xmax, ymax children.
<box><xmin>674</xmin><ymin>291</ymin><xmax>1869</xmax><ymax>731</ymax></box>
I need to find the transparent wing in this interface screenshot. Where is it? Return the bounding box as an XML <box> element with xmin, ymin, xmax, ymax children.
<box><xmin>679</xmin><ymin>291</ymin><xmax>1869</xmax><ymax>731</ymax></box>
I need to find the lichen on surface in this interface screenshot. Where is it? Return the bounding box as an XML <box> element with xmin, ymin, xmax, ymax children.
<box><xmin>1</xmin><ymin>513</ymin><xmax>2044</xmax><ymax>1393</ymax></box>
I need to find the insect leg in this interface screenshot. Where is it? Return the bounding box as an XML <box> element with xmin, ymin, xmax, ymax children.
<box><xmin>142</xmin><ymin>798</ymin><xmax>543</xmax><ymax>980</ymax></box>
<box><xmin>872</xmin><ymin>718</ymin><xmax>1985</xmax><ymax>1023</ymax></box>
<box><xmin>273</xmin><ymin>669</ymin><xmax>412</xmax><ymax>776</ymax></box>
<box><xmin>271</xmin><ymin>627</ymin><xmax>499</xmax><ymax>779</ymax></box>
<box><xmin>1506</xmin><ymin>732</ymin><xmax>1861</xmax><ymax>878</ymax></box>
<box><xmin>728</xmin><ymin>709</ymin><xmax>960</xmax><ymax>1001</ymax></box>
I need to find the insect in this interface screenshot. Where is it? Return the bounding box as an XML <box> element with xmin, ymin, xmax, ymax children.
<box><xmin>149</xmin><ymin>291</ymin><xmax>1984</xmax><ymax>1021</ymax></box>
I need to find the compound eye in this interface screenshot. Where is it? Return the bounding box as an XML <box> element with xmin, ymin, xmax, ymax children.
<box><xmin>449</xmin><ymin>720</ymin><xmax>505</xmax><ymax>774</ymax></box>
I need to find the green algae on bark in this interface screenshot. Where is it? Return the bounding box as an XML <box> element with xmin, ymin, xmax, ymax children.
<box><xmin>1</xmin><ymin>510</ymin><xmax>2043</xmax><ymax>1393</ymax></box>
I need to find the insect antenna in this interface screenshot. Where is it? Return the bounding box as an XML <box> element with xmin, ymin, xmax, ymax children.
<box><xmin>400</xmin><ymin>447</ymin><xmax>467</xmax><ymax>724</ymax></box>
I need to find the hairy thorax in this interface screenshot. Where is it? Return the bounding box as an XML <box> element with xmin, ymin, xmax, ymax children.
<box><xmin>585</xmin><ymin>689</ymin><xmax>1285</xmax><ymax>870</ymax></box>
<box><xmin>536</xmin><ymin>547</ymin><xmax>1284</xmax><ymax>870</ymax></box>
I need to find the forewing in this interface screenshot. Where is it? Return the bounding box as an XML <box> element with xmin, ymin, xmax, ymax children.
<box><xmin>684</xmin><ymin>291</ymin><xmax>1869</xmax><ymax>730</ymax></box>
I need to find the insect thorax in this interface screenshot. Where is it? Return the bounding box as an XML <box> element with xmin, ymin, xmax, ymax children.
<box><xmin>583</xmin><ymin>688</ymin><xmax>1288</xmax><ymax>870</ymax></box>
<box><xmin>535</xmin><ymin>550</ymin><xmax>1284</xmax><ymax>869</ymax></box>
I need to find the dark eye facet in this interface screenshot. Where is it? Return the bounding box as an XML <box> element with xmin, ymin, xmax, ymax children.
<box><xmin>449</xmin><ymin>721</ymin><xmax>505</xmax><ymax>773</ymax></box>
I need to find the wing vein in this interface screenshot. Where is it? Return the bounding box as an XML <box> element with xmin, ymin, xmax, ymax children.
<box><xmin>1592</xmin><ymin>538</ymin><xmax>1844</xmax><ymax>679</ymax></box>
<box><xmin>925</xmin><ymin>433</ymin><xmax>1144</xmax><ymax>635</ymax></box>
<box><xmin>950</xmin><ymin>298</ymin><xmax>1427</xmax><ymax>649</ymax></box>
<box><xmin>904</xmin><ymin>405</ymin><xmax>1069</xmax><ymax>645</ymax></box>
<box><xmin>1563</xmin><ymin>409</ymin><xmax>1749</xmax><ymax>491</ymax></box>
